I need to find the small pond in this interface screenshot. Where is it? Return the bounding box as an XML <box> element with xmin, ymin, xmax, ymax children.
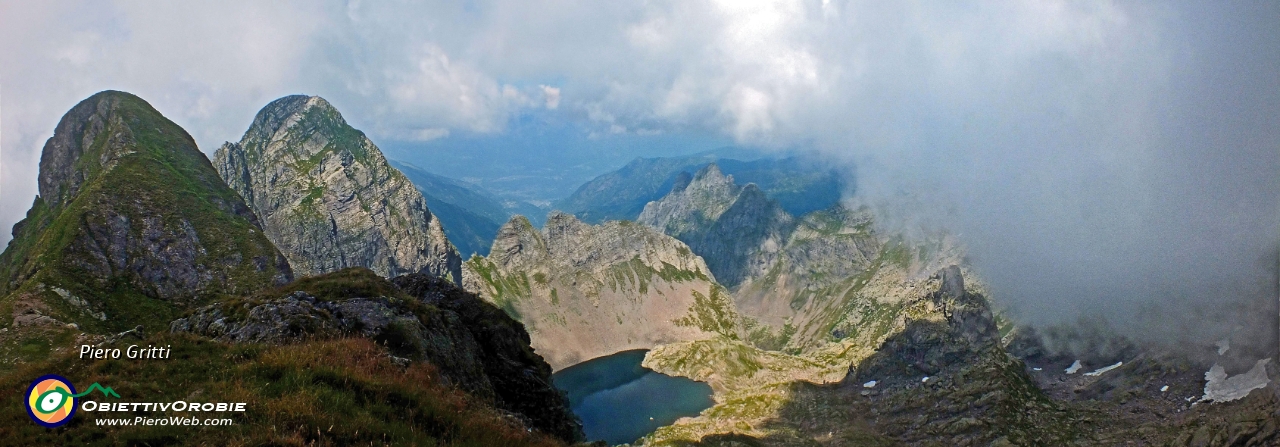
<box><xmin>552</xmin><ymin>349</ymin><xmax>714</xmax><ymax>445</ymax></box>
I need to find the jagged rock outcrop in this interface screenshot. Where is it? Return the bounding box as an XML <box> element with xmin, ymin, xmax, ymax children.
<box><xmin>638</xmin><ymin>165</ymin><xmax>740</xmax><ymax>236</ymax></box>
<box><xmin>172</xmin><ymin>267</ymin><xmax>583</xmax><ymax>443</ymax></box>
<box><xmin>391</xmin><ymin>273</ymin><xmax>582</xmax><ymax>443</ymax></box>
<box><xmin>849</xmin><ymin>266</ymin><xmax>1001</xmax><ymax>383</ymax></box>
<box><xmin>0</xmin><ymin>91</ymin><xmax>292</xmax><ymax>331</ymax></box>
<box><xmin>733</xmin><ymin>205</ymin><xmax>879</xmax><ymax>318</ymax></box>
<box><xmin>722</xmin><ymin>200</ymin><xmax>962</xmax><ymax>352</ymax></box>
<box><xmin>638</xmin><ymin>163</ymin><xmax>793</xmax><ymax>288</ymax></box>
<box><xmin>463</xmin><ymin>212</ymin><xmax>737</xmax><ymax>369</ymax></box>
<box><xmin>214</xmin><ymin>95</ymin><xmax>460</xmax><ymax>282</ymax></box>
<box><xmin>640</xmin><ymin>168</ymin><xmax>963</xmax><ymax>352</ymax></box>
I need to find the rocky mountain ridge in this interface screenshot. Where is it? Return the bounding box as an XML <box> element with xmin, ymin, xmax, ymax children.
<box><xmin>0</xmin><ymin>90</ymin><xmax>292</xmax><ymax>334</ymax></box>
<box><xmin>638</xmin><ymin>164</ymin><xmax>794</xmax><ymax>288</ymax></box>
<box><xmin>0</xmin><ymin>91</ymin><xmax>585</xmax><ymax>446</ymax></box>
<box><xmin>3</xmin><ymin>90</ymin><xmax>1273</xmax><ymax>446</ymax></box>
<box><xmin>214</xmin><ymin>95</ymin><xmax>461</xmax><ymax>282</ymax></box>
<box><xmin>463</xmin><ymin>212</ymin><xmax>738</xmax><ymax>369</ymax></box>
<box><xmin>559</xmin><ymin>154</ymin><xmax>847</xmax><ymax>224</ymax></box>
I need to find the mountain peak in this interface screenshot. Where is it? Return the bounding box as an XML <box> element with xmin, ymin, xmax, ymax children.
<box><xmin>214</xmin><ymin>95</ymin><xmax>461</xmax><ymax>281</ymax></box>
<box><xmin>242</xmin><ymin>94</ymin><xmax>347</xmax><ymax>142</ymax></box>
<box><xmin>544</xmin><ymin>211</ymin><xmax>589</xmax><ymax>242</ymax></box>
<box><xmin>3</xmin><ymin>91</ymin><xmax>292</xmax><ymax>331</ymax></box>
<box><xmin>638</xmin><ymin>161</ymin><xmax>795</xmax><ymax>288</ymax></box>
<box><xmin>638</xmin><ymin>163</ymin><xmax>743</xmax><ymax>237</ymax></box>
<box><xmin>38</xmin><ymin>90</ymin><xmax>185</xmax><ymax>207</ymax></box>
<box><xmin>692</xmin><ymin>162</ymin><xmax>732</xmax><ymax>187</ymax></box>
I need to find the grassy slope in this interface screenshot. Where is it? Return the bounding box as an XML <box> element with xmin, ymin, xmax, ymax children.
<box><xmin>0</xmin><ymin>333</ymin><xmax>561</xmax><ymax>447</ymax></box>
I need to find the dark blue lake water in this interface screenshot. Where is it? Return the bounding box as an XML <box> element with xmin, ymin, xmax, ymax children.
<box><xmin>552</xmin><ymin>349</ymin><xmax>715</xmax><ymax>445</ymax></box>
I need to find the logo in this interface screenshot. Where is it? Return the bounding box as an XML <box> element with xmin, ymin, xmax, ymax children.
<box><xmin>25</xmin><ymin>375</ymin><xmax>120</xmax><ymax>428</ymax></box>
<box><xmin>26</xmin><ymin>375</ymin><xmax>77</xmax><ymax>427</ymax></box>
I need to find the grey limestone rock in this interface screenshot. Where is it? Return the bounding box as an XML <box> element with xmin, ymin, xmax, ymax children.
<box><xmin>638</xmin><ymin>163</ymin><xmax>793</xmax><ymax>287</ymax></box>
<box><xmin>214</xmin><ymin>95</ymin><xmax>461</xmax><ymax>283</ymax></box>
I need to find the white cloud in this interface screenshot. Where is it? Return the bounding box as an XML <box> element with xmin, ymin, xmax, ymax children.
<box><xmin>541</xmin><ymin>85</ymin><xmax>560</xmax><ymax>110</ymax></box>
<box><xmin>406</xmin><ymin>128</ymin><xmax>450</xmax><ymax>142</ymax></box>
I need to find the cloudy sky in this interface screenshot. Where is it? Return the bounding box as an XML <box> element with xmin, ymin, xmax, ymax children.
<box><xmin>2</xmin><ymin>1</ymin><xmax>1277</xmax><ymax>342</ymax></box>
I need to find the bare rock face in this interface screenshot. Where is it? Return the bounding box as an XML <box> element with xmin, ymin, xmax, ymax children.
<box><xmin>214</xmin><ymin>95</ymin><xmax>461</xmax><ymax>283</ymax></box>
<box><xmin>463</xmin><ymin>212</ymin><xmax>737</xmax><ymax>369</ymax></box>
<box><xmin>0</xmin><ymin>91</ymin><xmax>292</xmax><ymax>331</ymax></box>
<box><xmin>638</xmin><ymin>163</ymin><xmax>793</xmax><ymax>288</ymax></box>
<box><xmin>638</xmin><ymin>164</ymin><xmax>740</xmax><ymax>236</ymax></box>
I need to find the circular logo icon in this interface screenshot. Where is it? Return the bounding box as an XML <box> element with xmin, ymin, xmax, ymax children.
<box><xmin>26</xmin><ymin>374</ymin><xmax>77</xmax><ymax>428</ymax></box>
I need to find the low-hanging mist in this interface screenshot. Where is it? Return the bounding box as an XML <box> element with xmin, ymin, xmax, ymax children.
<box><xmin>820</xmin><ymin>2</ymin><xmax>1280</xmax><ymax>357</ymax></box>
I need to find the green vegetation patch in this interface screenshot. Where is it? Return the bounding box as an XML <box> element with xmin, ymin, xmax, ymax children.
<box><xmin>0</xmin><ymin>333</ymin><xmax>561</xmax><ymax>446</ymax></box>
<box><xmin>260</xmin><ymin>267</ymin><xmax>407</xmax><ymax>302</ymax></box>
<box><xmin>675</xmin><ymin>286</ymin><xmax>740</xmax><ymax>339</ymax></box>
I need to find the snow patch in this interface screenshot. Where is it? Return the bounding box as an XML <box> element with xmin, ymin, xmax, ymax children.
<box><xmin>921</xmin><ymin>376</ymin><xmax>929</xmax><ymax>383</ymax></box>
<box><xmin>1084</xmin><ymin>361</ymin><xmax>1123</xmax><ymax>377</ymax></box>
<box><xmin>1160</xmin><ymin>385</ymin><xmax>1169</xmax><ymax>392</ymax></box>
<box><xmin>1200</xmin><ymin>358</ymin><xmax>1271</xmax><ymax>403</ymax></box>
<box><xmin>1065</xmin><ymin>360</ymin><xmax>1082</xmax><ymax>374</ymax></box>
<box><xmin>1215</xmin><ymin>338</ymin><xmax>1230</xmax><ymax>356</ymax></box>
<box><xmin>862</xmin><ymin>380</ymin><xmax>877</xmax><ymax>388</ymax></box>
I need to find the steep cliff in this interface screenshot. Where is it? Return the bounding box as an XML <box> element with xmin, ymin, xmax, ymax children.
<box><xmin>463</xmin><ymin>212</ymin><xmax>738</xmax><ymax>369</ymax></box>
<box><xmin>0</xmin><ymin>91</ymin><xmax>291</xmax><ymax>333</ymax></box>
<box><xmin>214</xmin><ymin>95</ymin><xmax>460</xmax><ymax>282</ymax></box>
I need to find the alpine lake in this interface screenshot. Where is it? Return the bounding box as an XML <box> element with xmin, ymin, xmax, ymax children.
<box><xmin>552</xmin><ymin>349</ymin><xmax>715</xmax><ymax>445</ymax></box>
